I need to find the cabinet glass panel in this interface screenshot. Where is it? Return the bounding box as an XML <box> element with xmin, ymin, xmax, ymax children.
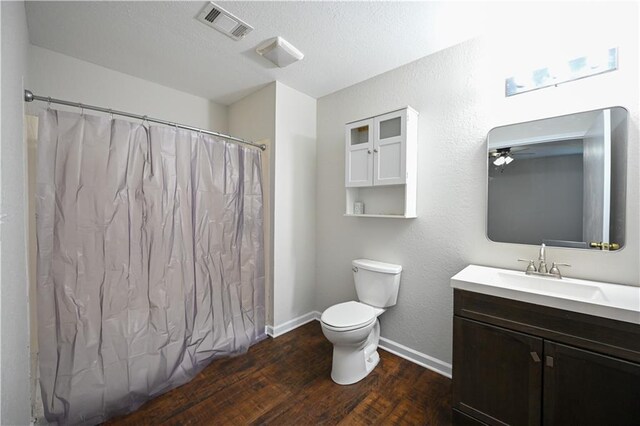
<box><xmin>350</xmin><ymin>125</ymin><xmax>370</xmax><ymax>145</ymax></box>
<box><xmin>379</xmin><ymin>117</ymin><xmax>401</xmax><ymax>139</ymax></box>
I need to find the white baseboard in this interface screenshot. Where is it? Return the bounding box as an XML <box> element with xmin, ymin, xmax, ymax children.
<box><xmin>378</xmin><ymin>336</ymin><xmax>452</xmax><ymax>378</ymax></box>
<box><xmin>264</xmin><ymin>310</ymin><xmax>451</xmax><ymax>379</ymax></box>
<box><xmin>265</xmin><ymin>311</ymin><xmax>321</xmax><ymax>338</ymax></box>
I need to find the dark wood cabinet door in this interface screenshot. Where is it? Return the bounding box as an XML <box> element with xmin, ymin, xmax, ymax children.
<box><xmin>453</xmin><ymin>317</ymin><xmax>543</xmax><ymax>426</ymax></box>
<box><xmin>543</xmin><ymin>341</ymin><xmax>640</xmax><ymax>426</ymax></box>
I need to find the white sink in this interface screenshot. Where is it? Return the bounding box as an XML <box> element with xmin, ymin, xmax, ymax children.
<box><xmin>451</xmin><ymin>265</ymin><xmax>640</xmax><ymax>324</ymax></box>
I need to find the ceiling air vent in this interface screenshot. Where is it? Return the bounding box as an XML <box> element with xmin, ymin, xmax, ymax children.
<box><xmin>196</xmin><ymin>2</ymin><xmax>253</xmax><ymax>41</ymax></box>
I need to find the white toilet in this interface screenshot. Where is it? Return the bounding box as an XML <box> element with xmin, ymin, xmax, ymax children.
<box><xmin>320</xmin><ymin>259</ymin><xmax>402</xmax><ymax>385</ymax></box>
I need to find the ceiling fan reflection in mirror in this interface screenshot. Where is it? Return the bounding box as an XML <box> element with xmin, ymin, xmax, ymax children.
<box><xmin>488</xmin><ymin>147</ymin><xmax>534</xmax><ymax>171</ymax></box>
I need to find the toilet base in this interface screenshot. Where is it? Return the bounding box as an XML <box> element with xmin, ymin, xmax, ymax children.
<box><xmin>330</xmin><ymin>320</ymin><xmax>381</xmax><ymax>385</ymax></box>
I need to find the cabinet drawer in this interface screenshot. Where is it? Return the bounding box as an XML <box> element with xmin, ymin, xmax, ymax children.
<box><xmin>454</xmin><ymin>290</ymin><xmax>640</xmax><ymax>363</ymax></box>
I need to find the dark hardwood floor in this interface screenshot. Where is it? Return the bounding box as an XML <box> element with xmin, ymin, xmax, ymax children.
<box><xmin>106</xmin><ymin>321</ymin><xmax>452</xmax><ymax>425</ymax></box>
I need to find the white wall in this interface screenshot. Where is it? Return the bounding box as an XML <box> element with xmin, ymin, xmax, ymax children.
<box><xmin>0</xmin><ymin>1</ymin><xmax>32</xmax><ymax>424</ymax></box>
<box><xmin>316</xmin><ymin>2</ymin><xmax>639</xmax><ymax>368</ymax></box>
<box><xmin>228</xmin><ymin>82</ymin><xmax>317</xmax><ymax>330</ymax></box>
<box><xmin>272</xmin><ymin>82</ymin><xmax>317</xmax><ymax>327</ymax></box>
<box><xmin>229</xmin><ymin>83</ymin><xmax>276</xmax><ymax>325</ymax></box>
<box><xmin>27</xmin><ymin>45</ymin><xmax>228</xmax><ymax>132</ymax></box>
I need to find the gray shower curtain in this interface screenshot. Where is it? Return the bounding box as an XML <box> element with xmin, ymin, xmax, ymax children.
<box><xmin>36</xmin><ymin>109</ymin><xmax>265</xmax><ymax>425</ymax></box>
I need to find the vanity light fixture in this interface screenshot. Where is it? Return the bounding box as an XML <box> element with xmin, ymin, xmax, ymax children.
<box><xmin>505</xmin><ymin>47</ymin><xmax>618</xmax><ymax>96</ymax></box>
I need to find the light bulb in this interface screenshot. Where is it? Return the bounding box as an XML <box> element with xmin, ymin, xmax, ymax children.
<box><xmin>504</xmin><ymin>155</ymin><xmax>514</xmax><ymax>165</ymax></box>
<box><xmin>493</xmin><ymin>156</ymin><xmax>506</xmax><ymax>166</ymax></box>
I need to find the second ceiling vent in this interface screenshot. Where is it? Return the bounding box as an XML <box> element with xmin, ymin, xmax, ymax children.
<box><xmin>196</xmin><ymin>2</ymin><xmax>253</xmax><ymax>41</ymax></box>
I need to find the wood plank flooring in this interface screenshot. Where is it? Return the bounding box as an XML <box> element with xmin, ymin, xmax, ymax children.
<box><xmin>106</xmin><ymin>321</ymin><xmax>452</xmax><ymax>425</ymax></box>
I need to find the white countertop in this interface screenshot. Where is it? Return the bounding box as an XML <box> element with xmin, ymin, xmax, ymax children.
<box><xmin>451</xmin><ymin>265</ymin><xmax>640</xmax><ymax>324</ymax></box>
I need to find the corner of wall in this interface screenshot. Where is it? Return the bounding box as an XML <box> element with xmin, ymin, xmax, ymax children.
<box><xmin>1</xmin><ymin>1</ymin><xmax>33</xmax><ymax>424</ymax></box>
<box><xmin>208</xmin><ymin>100</ymin><xmax>229</xmax><ymax>134</ymax></box>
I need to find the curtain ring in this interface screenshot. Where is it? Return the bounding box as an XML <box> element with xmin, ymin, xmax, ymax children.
<box><xmin>141</xmin><ymin>115</ymin><xmax>148</xmax><ymax>126</ymax></box>
<box><xmin>46</xmin><ymin>97</ymin><xmax>52</xmax><ymax>110</ymax></box>
<box><xmin>108</xmin><ymin>108</ymin><xmax>114</xmax><ymax>121</ymax></box>
<box><xmin>78</xmin><ymin>103</ymin><xmax>84</xmax><ymax>116</ymax></box>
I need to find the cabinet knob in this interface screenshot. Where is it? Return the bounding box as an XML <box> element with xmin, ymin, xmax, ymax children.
<box><xmin>373</xmin><ymin>148</ymin><xmax>379</xmax><ymax>153</ymax></box>
<box><xmin>367</xmin><ymin>149</ymin><xmax>372</xmax><ymax>154</ymax></box>
<box><xmin>546</xmin><ymin>356</ymin><xmax>554</xmax><ymax>367</ymax></box>
<box><xmin>530</xmin><ymin>352</ymin><xmax>541</xmax><ymax>363</ymax></box>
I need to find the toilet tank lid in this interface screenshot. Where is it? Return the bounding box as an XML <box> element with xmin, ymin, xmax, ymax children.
<box><xmin>352</xmin><ymin>259</ymin><xmax>402</xmax><ymax>274</ymax></box>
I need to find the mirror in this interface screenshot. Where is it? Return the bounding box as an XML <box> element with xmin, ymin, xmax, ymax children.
<box><xmin>487</xmin><ymin>107</ymin><xmax>627</xmax><ymax>250</ymax></box>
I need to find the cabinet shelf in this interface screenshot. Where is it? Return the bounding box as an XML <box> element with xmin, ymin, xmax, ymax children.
<box><xmin>344</xmin><ymin>213</ymin><xmax>417</xmax><ymax>219</ymax></box>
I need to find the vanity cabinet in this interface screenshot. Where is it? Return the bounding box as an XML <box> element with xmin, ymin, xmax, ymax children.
<box><xmin>452</xmin><ymin>289</ymin><xmax>640</xmax><ymax>426</ymax></box>
<box><xmin>344</xmin><ymin>107</ymin><xmax>418</xmax><ymax>218</ymax></box>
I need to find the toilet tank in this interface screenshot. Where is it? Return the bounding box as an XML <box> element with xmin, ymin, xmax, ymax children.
<box><xmin>352</xmin><ymin>259</ymin><xmax>402</xmax><ymax>308</ymax></box>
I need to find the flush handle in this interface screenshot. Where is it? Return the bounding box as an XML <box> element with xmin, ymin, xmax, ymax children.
<box><xmin>352</xmin><ymin>267</ymin><xmax>359</xmax><ymax>273</ymax></box>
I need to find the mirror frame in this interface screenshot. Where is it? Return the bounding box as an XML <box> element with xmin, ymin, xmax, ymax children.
<box><xmin>485</xmin><ymin>106</ymin><xmax>629</xmax><ymax>252</ymax></box>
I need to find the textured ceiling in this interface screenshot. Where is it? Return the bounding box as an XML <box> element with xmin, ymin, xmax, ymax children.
<box><xmin>25</xmin><ymin>1</ymin><xmax>492</xmax><ymax>105</ymax></box>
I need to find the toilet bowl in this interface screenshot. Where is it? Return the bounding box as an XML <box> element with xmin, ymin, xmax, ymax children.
<box><xmin>320</xmin><ymin>259</ymin><xmax>402</xmax><ymax>385</ymax></box>
<box><xmin>321</xmin><ymin>301</ymin><xmax>384</xmax><ymax>385</ymax></box>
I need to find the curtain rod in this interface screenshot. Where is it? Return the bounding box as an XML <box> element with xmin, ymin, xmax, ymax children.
<box><xmin>23</xmin><ymin>90</ymin><xmax>266</xmax><ymax>151</ymax></box>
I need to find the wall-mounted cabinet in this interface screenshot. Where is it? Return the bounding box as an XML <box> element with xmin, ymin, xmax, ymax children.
<box><xmin>345</xmin><ymin>107</ymin><xmax>418</xmax><ymax>218</ymax></box>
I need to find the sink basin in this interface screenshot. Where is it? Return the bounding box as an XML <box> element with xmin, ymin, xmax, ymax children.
<box><xmin>451</xmin><ymin>265</ymin><xmax>640</xmax><ymax>324</ymax></box>
<box><xmin>495</xmin><ymin>272</ymin><xmax>607</xmax><ymax>302</ymax></box>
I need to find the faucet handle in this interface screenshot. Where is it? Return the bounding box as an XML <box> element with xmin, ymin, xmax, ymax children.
<box><xmin>549</xmin><ymin>262</ymin><xmax>571</xmax><ymax>278</ymax></box>
<box><xmin>518</xmin><ymin>259</ymin><xmax>537</xmax><ymax>274</ymax></box>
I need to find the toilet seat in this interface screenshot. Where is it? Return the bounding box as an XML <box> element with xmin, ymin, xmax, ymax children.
<box><xmin>321</xmin><ymin>301</ymin><xmax>376</xmax><ymax>331</ymax></box>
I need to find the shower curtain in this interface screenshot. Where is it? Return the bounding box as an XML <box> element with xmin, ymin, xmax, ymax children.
<box><xmin>36</xmin><ymin>109</ymin><xmax>265</xmax><ymax>425</ymax></box>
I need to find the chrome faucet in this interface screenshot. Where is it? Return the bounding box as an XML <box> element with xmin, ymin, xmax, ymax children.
<box><xmin>537</xmin><ymin>243</ymin><xmax>548</xmax><ymax>274</ymax></box>
<box><xmin>518</xmin><ymin>243</ymin><xmax>570</xmax><ymax>279</ymax></box>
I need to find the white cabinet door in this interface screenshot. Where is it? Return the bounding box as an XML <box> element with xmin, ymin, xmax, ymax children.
<box><xmin>373</xmin><ymin>110</ymin><xmax>406</xmax><ymax>185</ymax></box>
<box><xmin>345</xmin><ymin>118</ymin><xmax>374</xmax><ymax>187</ymax></box>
